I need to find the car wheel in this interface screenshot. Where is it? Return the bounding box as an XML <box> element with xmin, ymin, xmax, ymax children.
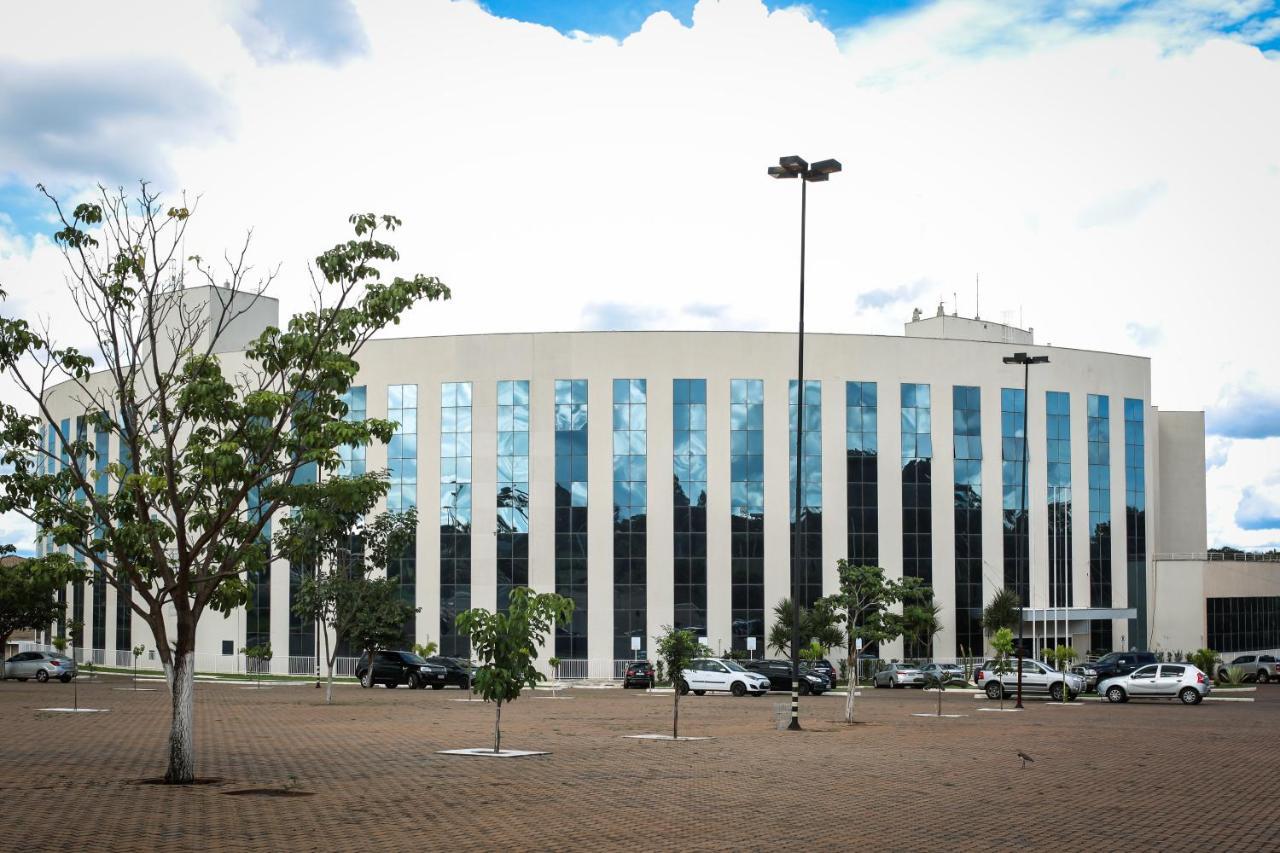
<box><xmin>1106</xmin><ymin>685</ymin><xmax>1126</xmax><ymax>703</ymax></box>
<box><xmin>431</xmin><ymin>683</ymin><xmax>444</xmax><ymax>690</ymax></box>
<box><xmin>730</xmin><ymin>681</ymin><xmax>746</xmax><ymax>697</ymax></box>
<box><xmin>798</xmin><ymin>681</ymin><xmax>811</xmax><ymax>697</ymax></box>
<box><xmin>677</xmin><ymin>680</ymin><xmax>689</xmax><ymax>695</ymax></box>
<box><xmin>36</xmin><ymin>670</ymin><xmax>48</xmax><ymax>683</ymax></box>
<box><xmin>60</xmin><ymin>674</ymin><xmax>72</xmax><ymax>684</ymax></box>
<box><xmin>407</xmin><ymin>674</ymin><xmax>421</xmax><ymax>689</ymax></box>
<box><xmin>360</xmin><ymin>671</ymin><xmax>372</xmax><ymax>688</ymax></box>
<box><xmin>1257</xmin><ymin>671</ymin><xmax>1270</xmax><ymax>684</ymax></box>
<box><xmin>1049</xmin><ymin>683</ymin><xmax>1064</xmax><ymax>701</ymax></box>
<box><xmin>985</xmin><ymin>682</ymin><xmax>1003</xmax><ymax>700</ymax></box>
<box><xmin>693</xmin><ymin>690</ymin><xmax>706</xmax><ymax>696</ymax></box>
<box><xmin>1179</xmin><ymin>687</ymin><xmax>1202</xmax><ymax>705</ymax></box>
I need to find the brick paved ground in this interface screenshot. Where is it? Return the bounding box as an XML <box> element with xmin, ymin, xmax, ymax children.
<box><xmin>2</xmin><ymin>676</ymin><xmax>1278</xmax><ymax>852</ymax></box>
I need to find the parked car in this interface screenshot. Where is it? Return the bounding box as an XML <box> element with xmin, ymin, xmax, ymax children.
<box><xmin>1099</xmin><ymin>663</ymin><xmax>1211</xmax><ymax>705</ymax></box>
<box><xmin>742</xmin><ymin>659</ymin><xmax>828</xmax><ymax>695</ymax></box>
<box><xmin>422</xmin><ymin>656</ymin><xmax>474</xmax><ymax>689</ymax></box>
<box><xmin>1078</xmin><ymin>652</ymin><xmax>1157</xmax><ymax>691</ymax></box>
<box><xmin>2</xmin><ymin>652</ymin><xmax>76</xmax><ymax>683</ymax></box>
<box><xmin>1217</xmin><ymin>654</ymin><xmax>1279</xmax><ymax>684</ymax></box>
<box><xmin>679</xmin><ymin>658</ymin><xmax>771</xmax><ymax>697</ymax></box>
<box><xmin>873</xmin><ymin>663</ymin><xmax>924</xmax><ymax>689</ymax></box>
<box><xmin>918</xmin><ymin>663</ymin><xmax>967</xmax><ymax>686</ymax></box>
<box><xmin>356</xmin><ymin>651</ymin><xmax>447</xmax><ymax>689</ymax></box>
<box><xmin>806</xmin><ymin>658</ymin><xmax>839</xmax><ymax>688</ymax></box>
<box><xmin>976</xmin><ymin>658</ymin><xmax>1084</xmax><ymax>701</ymax></box>
<box><xmin>623</xmin><ymin>660</ymin><xmax>655</xmax><ymax>689</ymax></box>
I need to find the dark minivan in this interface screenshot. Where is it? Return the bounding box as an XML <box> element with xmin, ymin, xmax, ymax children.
<box><xmin>357</xmin><ymin>651</ymin><xmax>447</xmax><ymax>689</ymax></box>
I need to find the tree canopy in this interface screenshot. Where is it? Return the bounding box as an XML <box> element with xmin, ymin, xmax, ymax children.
<box><xmin>0</xmin><ymin>185</ymin><xmax>448</xmax><ymax>782</ymax></box>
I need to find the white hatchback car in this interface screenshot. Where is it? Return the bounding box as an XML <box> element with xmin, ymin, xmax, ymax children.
<box><xmin>1098</xmin><ymin>663</ymin><xmax>1211</xmax><ymax>705</ymax></box>
<box><xmin>679</xmin><ymin>658</ymin><xmax>771</xmax><ymax>697</ymax></box>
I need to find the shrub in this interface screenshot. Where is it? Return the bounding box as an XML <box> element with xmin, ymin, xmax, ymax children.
<box><xmin>1222</xmin><ymin>665</ymin><xmax>1247</xmax><ymax>686</ymax></box>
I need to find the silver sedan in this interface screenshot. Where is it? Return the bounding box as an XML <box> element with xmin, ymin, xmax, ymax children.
<box><xmin>2</xmin><ymin>652</ymin><xmax>77</xmax><ymax>683</ymax></box>
<box><xmin>874</xmin><ymin>663</ymin><xmax>924</xmax><ymax>688</ymax></box>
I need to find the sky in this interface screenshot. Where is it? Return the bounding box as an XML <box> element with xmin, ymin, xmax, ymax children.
<box><xmin>1</xmin><ymin>0</ymin><xmax>1279</xmax><ymax>553</ymax></box>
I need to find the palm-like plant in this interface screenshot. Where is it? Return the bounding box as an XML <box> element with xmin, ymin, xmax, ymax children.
<box><xmin>982</xmin><ymin>588</ymin><xmax>1021</xmax><ymax>638</ymax></box>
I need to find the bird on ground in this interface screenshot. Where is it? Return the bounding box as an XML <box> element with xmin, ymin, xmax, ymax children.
<box><xmin>1017</xmin><ymin>751</ymin><xmax>1034</xmax><ymax>769</ymax></box>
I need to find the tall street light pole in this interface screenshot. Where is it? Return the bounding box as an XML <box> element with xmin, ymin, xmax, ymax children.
<box><xmin>769</xmin><ymin>154</ymin><xmax>841</xmax><ymax>731</ymax></box>
<box><xmin>1002</xmin><ymin>351</ymin><xmax>1048</xmax><ymax>710</ymax></box>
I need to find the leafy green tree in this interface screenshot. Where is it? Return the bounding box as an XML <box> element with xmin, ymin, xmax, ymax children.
<box><xmin>0</xmin><ymin>185</ymin><xmax>448</xmax><ymax>783</ymax></box>
<box><xmin>351</xmin><ymin>577</ymin><xmax>419</xmax><ymax>689</ymax></box>
<box><xmin>456</xmin><ymin>587</ymin><xmax>573</xmax><ymax>753</ymax></box>
<box><xmin>982</xmin><ymin>587</ymin><xmax>1021</xmax><ymax>641</ymax></box>
<box><xmin>656</xmin><ymin>626</ymin><xmax>711</xmax><ymax>740</ymax></box>
<box><xmin>991</xmin><ymin>627</ymin><xmax>1015</xmax><ymax>710</ymax></box>
<box><xmin>283</xmin><ymin>496</ymin><xmax>417</xmax><ymax>703</ymax></box>
<box><xmin>1048</xmin><ymin>645</ymin><xmax>1079</xmax><ymax>702</ymax></box>
<box><xmin>0</xmin><ymin>550</ymin><xmax>81</xmax><ymax>681</ymax></box>
<box><xmin>818</xmin><ymin>561</ymin><xmax>926</xmax><ymax>724</ymax></box>
<box><xmin>412</xmin><ymin>641</ymin><xmax>439</xmax><ymax>659</ymax></box>
<box><xmin>132</xmin><ymin>643</ymin><xmax>146</xmax><ymax>690</ymax></box>
<box><xmin>242</xmin><ymin>643</ymin><xmax>272</xmax><ymax>687</ymax></box>
<box><xmin>547</xmin><ymin>656</ymin><xmax>562</xmax><ymax>699</ymax></box>
<box><xmin>767</xmin><ymin>597</ymin><xmax>843</xmax><ymax>659</ymax></box>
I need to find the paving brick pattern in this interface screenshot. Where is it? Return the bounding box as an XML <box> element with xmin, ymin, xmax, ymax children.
<box><xmin>2</xmin><ymin>677</ymin><xmax>1278</xmax><ymax>852</ymax></box>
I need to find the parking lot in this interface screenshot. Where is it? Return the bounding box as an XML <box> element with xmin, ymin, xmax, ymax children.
<box><xmin>2</xmin><ymin>676</ymin><xmax>1277</xmax><ymax>851</ymax></box>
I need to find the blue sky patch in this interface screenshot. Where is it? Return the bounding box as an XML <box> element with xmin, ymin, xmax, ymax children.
<box><xmin>0</xmin><ymin>180</ymin><xmax>55</xmax><ymax>243</ymax></box>
<box><xmin>480</xmin><ymin>0</ymin><xmax>926</xmax><ymax>39</ymax></box>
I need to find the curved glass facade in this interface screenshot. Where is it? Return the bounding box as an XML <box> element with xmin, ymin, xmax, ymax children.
<box><xmin>614</xmin><ymin>379</ymin><xmax>647</xmax><ymax>658</ymax></box>
<box><xmin>1001</xmin><ymin>388</ymin><xmax>1029</xmax><ymax>606</ymax></box>
<box><xmin>952</xmin><ymin>385</ymin><xmax>982</xmax><ymax>657</ymax></box>
<box><xmin>1046</xmin><ymin>391</ymin><xmax>1072</xmax><ymax>611</ymax></box>
<box><xmin>497</xmin><ymin>380</ymin><xmax>530</xmax><ymax>611</ymax></box>
<box><xmin>387</xmin><ymin>384</ymin><xmax>418</xmax><ymax>646</ymax></box>
<box><xmin>846</xmin><ymin>381</ymin><xmax>878</xmax><ymax>567</ymax></box>
<box><xmin>555</xmin><ymin>379</ymin><xmax>589</xmax><ymax>658</ymax></box>
<box><xmin>439</xmin><ymin>382</ymin><xmax>472</xmax><ymax>656</ymax></box>
<box><xmin>730</xmin><ymin>379</ymin><xmax>764</xmax><ymax>652</ymax></box>
<box><xmin>1087</xmin><ymin>394</ymin><xmax>1112</xmax><ymax>653</ymax></box>
<box><xmin>790</xmin><ymin>380</ymin><xmax>823</xmax><ymax>609</ymax></box>
<box><xmin>673</xmin><ymin>379</ymin><xmax>707</xmax><ymax>634</ymax></box>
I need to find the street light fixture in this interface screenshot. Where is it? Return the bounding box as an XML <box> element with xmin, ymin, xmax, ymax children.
<box><xmin>769</xmin><ymin>154</ymin><xmax>842</xmax><ymax>732</ymax></box>
<box><xmin>1002</xmin><ymin>351</ymin><xmax>1049</xmax><ymax>710</ymax></box>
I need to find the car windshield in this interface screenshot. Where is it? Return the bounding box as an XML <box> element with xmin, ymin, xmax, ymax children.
<box><xmin>402</xmin><ymin>653</ymin><xmax>427</xmax><ymax>665</ymax></box>
<box><xmin>722</xmin><ymin>660</ymin><xmax>747</xmax><ymax>672</ymax></box>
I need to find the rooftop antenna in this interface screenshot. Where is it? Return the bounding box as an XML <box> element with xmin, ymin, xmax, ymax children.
<box><xmin>953</xmin><ymin>291</ymin><xmax>958</xmax><ymax>317</ymax></box>
<box><xmin>975</xmin><ymin>273</ymin><xmax>980</xmax><ymax>320</ymax></box>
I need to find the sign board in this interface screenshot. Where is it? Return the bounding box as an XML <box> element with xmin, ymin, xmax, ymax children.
<box><xmin>630</xmin><ymin>636</ymin><xmax>641</xmax><ymax>651</ymax></box>
<box><xmin>856</xmin><ymin>637</ymin><xmax>863</xmax><ymax>651</ymax></box>
<box><xmin>746</xmin><ymin>637</ymin><xmax>757</xmax><ymax>651</ymax></box>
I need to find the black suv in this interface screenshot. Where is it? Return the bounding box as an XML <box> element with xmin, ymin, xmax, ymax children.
<box><xmin>422</xmin><ymin>656</ymin><xmax>475</xmax><ymax>689</ymax></box>
<box><xmin>742</xmin><ymin>659</ymin><xmax>828</xmax><ymax>695</ymax></box>
<box><xmin>623</xmin><ymin>661</ymin><xmax>655</xmax><ymax>689</ymax></box>
<box><xmin>357</xmin><ymin>651</ymin><xmax>447</xmax><ymax>689</ymax></box>
<box><xmin>1080</xmin><ymin>652</ymin><xmax>1157</xmax><ymax>691</ymax></box>
<box><xmin>807</xmin><ymin>659</ymin><xmax>839</xmax><ymax>688</ymax></box>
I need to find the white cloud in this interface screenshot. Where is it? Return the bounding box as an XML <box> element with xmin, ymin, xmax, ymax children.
<box><xmin>2</xmin><ymin>0</ymin><xmax>1280</xmax><ymax>548</ymax></box>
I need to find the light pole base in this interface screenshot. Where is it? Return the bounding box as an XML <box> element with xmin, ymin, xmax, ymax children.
<box><xmin>787</xmin><ymin>689</ymin><xmax>802</xmax><ymax>730</ymax></box>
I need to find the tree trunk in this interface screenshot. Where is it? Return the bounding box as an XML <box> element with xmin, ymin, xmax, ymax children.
<box><xmin>325</xmin><ymin>661</ymin><xmax>335</xmax><ymax>705</ymax></box>
<box><xmin>844</xmin><ymin>651</ymin><xmax>856</xmax><ymax>725</ymax></box>
<box><xmin>164</xmin><ymin>650</ymin><xmax>196</xmax><ymax>783</ymax></box>
<box><xmin>493</xmin><ymin>700</ymin><xmax>503</xmax><ymax>754</ymax></box>
<box><xmin>672</xmin><ymin>689</ymin><xmax>680</xmax><ymax>740</ymax></box>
